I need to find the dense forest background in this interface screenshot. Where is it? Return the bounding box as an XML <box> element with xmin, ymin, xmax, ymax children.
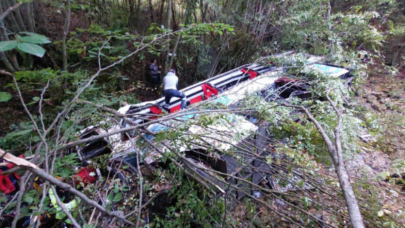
<box><xmin>0</xmin><ymin>0</ymin><xmax>404</xmax><ymax>227</ymax></box>
<box><xmin>0</xmin><ymin>0</ymin><xmax>404</xmax><ymax>110</ymax></box>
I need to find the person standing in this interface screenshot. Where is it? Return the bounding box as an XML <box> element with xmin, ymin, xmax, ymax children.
<box><xmin>149</xmin><ymin>59</ymin><xmax>161</xmax><ymax>89</ymax></box>
<box><xmin>163</xmin><ymin>69</ymin><xmax>186</xmax><ymax>110</ymax></box>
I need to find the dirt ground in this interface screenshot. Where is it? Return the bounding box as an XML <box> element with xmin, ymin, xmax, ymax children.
<box><xmin>356</xmin><ymin>66</ymin><xmax>405</xmax><ymax>159</ymax></box>
<box><xmin>346</xmin><ymin>65</ymin><xmax>405</xmax><ymax>224</ymax></box>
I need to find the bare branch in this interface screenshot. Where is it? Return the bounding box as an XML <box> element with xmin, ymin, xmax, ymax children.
<box><xmin>0</xmin><ymin>70</ymin><xmax>13</xmax><ymax>77</ymax></box>
<box><xmin>58</xmin><ymin>108</ymin><xmax>251</xmax><ymax>151</ymax></box>
<box><xmin>34</xmin><ymin>183</ymin><xmax>49</xmax><ymax>228</ymax></box>
<box><xmin>0</xmin><ymin>190</ymin><xmax>19</xmax><ymax>215</ymax></box>
<box><xmin>282</xmin><ymin>92</ymin><xmax>365</xmax><ymax>228</ymax></box>
<box><xmin>11</xmin><ymin>172</ymin><xmax>30</xmax><ymax>228</ymax></box>
<box><xmin>282</xmin><ymin>103</ymin><xmax>339</xmax><ymax>164</ymax></box>
<box><xmin>50</xmin><ymin>186</ymin><xmax>81</xmax><ymax>228</ymax></box>
<box><xmin>39</xmin><ymin>80</ymin><xmax>50</xmax><ymax>133</ymax></box>
<box><xmin>12</xmin><ymin>75</ymin><xmax>48</xmax><ymax>150</ymax></box>
<box><xmin>0</xmin><ymin>2</ymin><xmax>23</xmax><ymax>22</ymax></box>
<box><xmin>62</xmin><ymin>0</ymin><xmax>71</xmax><ymax>71</ymax></box>
<box><xmin>325</xmin><ymin>90</ymin><xmax>364</xmax><ymax>228</ymax></box>
<box><xmin>0</xmin><ymin>148</ymin><xmax>135</xmax><ymax>226</ymax></box>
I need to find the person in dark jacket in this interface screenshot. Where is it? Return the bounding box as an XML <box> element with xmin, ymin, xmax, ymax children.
<box><xmin>163</xmin><ymin>69</ymin><xmax>186</xmax><ymax>110</ymax></box>
<box><xmin>149</xmin><ymin>59</ymin><xmax>160</xmax><ymax>89</ymax></box>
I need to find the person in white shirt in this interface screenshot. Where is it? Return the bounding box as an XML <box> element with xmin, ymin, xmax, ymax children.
<box><xmin>117</xmin><ymin>101</ymin><xmax>130</xmax><ymax>115</ymax></box>
<box><xmin>163</xmin><ymin>69</ymin><xmax>186</xmax><ymax>110</ymax></box>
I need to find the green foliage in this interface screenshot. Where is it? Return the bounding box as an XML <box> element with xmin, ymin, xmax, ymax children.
<box><xmin>0</xmin><ymin>40</ymin><xmax>17</xmax><ymax>52</ymax></box>
<box><xmin>18</xmin><ymin>32</ymin><xmax>52</xmax><ymax>45</ymax></box>
<box><xmin>0</xmin><ymin>92</ymin><xmax>12</xmax><ymax>102</ymax></box>
<box><xmin>269</xmin><ymin>99</ymin><xmax>362</xmax><ymax>162</ymax></box>
<box><xmin>391</xmin><ymin>159</ymin><xmax>405</xmax><ymax>177</ymax></box>
<box><xmin>92</xmin><ymin>153</ymin><xmax>111</xmax><ymax>173</ymax></box>
<box><xmin>0</xmin><ymin>121</ymin><xmax>36</xmax><ymax>150</ymax></box>
<box><xmin>271</xmin><ymin>0</ymin><xmax>385</xmax><ymax>56</ymax></box>
<box><xmin>53</xmin><ymin>153</ymin><xmax>80</xmax><ymax>178</ymax></box>
<box><xmin>0</xmin><ymin>32</ymin><xmax>50</xmax><ymax>57</ymax></box>
<box><xmin>240</xmin><ymin>56</ymin><xmax>365</xmax><ymax>162</ymax></box>
<box><xmin>16</xmin><ymin>43</ymin><xmax>45</xmax><ymax>58</ymax></box>
<box><xmin>152</xmin><ymin>171</ymin><xmax>224</xmax><ymax>228</ymax></box>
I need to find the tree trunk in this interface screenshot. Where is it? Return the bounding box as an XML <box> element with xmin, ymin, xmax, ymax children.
<box><xmin>208</xmin><ymin>39</ymin><xmax>227</xmax><ymax>78</ymax></box>
<box><xmin>287</xmin><ymin>94</ymin><xmax>366</xmax><ymax>228</ymax></box>
<box><xmin>9</xmin><ymin>0</ymin><xmax>26</xmax><ymax>31</ymax></box>
<box><xmin>148</xmin><ymin>0</ymin><xmax>154</xmax><ymax>23</ymax></box>
<box><xmin>33</xmin><ymin>0</ymin><xmax>50</xmax><ymax>35</ymax></box>
<box><xmin>62</xmin><ymin>0</ymin><xmax>71</xmax><ymax>71</ymax></box>
<box><xmin>167</xmin><ymin>0</ymin><xmax>171</xmax><ymax>29</ymax></box>
<box><xmin>162</xmin><ymin>0</ymin><xmax>172</xmax><ymax>76</ymax></box>
<box><xmin>136</xmin><ymin>0</ymin><xmax>141</xmax><ymax>28</ymax></box>
<box><xmin>169</xmin><ymin>1</ymin><xmax>190</xmax><ymax>69</ymax></box>
<box><xmin>128</xmin><ymin>0</ymin><xmax>136</xmax><ymax>28</ymax></box>
<box><xmin>0</xmin><ymin>52</ymin><xmax>15</xmax><ymax>72</ymax></box>
<box><xmin>336</xmin><ymin>164</ymin><xmax>365</xmax><ymax>228</ymax></box>
<box><xmin>328</xmin><ymin>0</ymin><xmax>333</xmax><ymax>54</ymax></box>
<box><xmin>0</xmin><ymin>3</ymin><xmax>19</xmax><ymax>71</ymax></box>
<box><xmin>171</xmin><ymin>1</ymin><xmax>176</xmax><ymax>29</ymax></box>
<box><xmin>24</xmin><ymin>3</ymin><xmax>35</xmax><ymax>32</ymax></box>
<box><xmin>3</xmin><ymin>0</ymin><xmax>21</xmax><ymax>32</ymax></box>
<box><xmin>0</xmin><ymin>5</ymin><xmax>9</xmax><ymax>41</ymax></box>
<box><xmin>200</xmin><ymin>0</ymin><xmax>208</xmax><ymax>23</ymax></box>
<box><xmin>159</xmin><ymin>0</ymin><xmax>165</xmax><ymax>26</ymax></box>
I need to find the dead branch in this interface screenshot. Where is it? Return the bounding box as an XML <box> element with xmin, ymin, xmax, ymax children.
<box><xmin>0</xmin><ymin>70</ymin><xmax>13</xmax><ymax>77</ymax></box>
<box><xmin>62</xmin><ymin>0</ymin><xmax>71</xmax><ymax>71</ymax></box>
<box><xmin>325</xmin><ymin>89</ymin><xmax>365</xmax><ymax>228</ymax></box>
<box><xmin>58</xmin><ymin>108</ymin><xmax>251</xmax><ymax>151</ymax></box>
<box><xmin>281</xmin><ymin>89</ymin><xmax>365</xmax><ymax>228</ymax></box>
<box><xmin>0</xmin><ymin>2</ymin><xmax>23</xmax><ymax>22</ymax></box>
<box><xmin>124</xmin><ymin>132</ymin><xmax>144</xmax><ymax>227</ymax></box>
<box><xmin>34</xmin><ymin>183</ymin><xmax>49</xmax><ymax>228</ymax></box>
<box><xmin>50</xmin><ymin>186</ymin><xmax>81</xmax><ymax>228</ymax></box>
<box><xmin>75</xmin><ymin>100</ymin><xmax>141</xmax><ymax>126</ymax></box>
<box><xmin>11</xmin><ymin>172</ymin><xmax>30</xmax><ymax>228</ymax></box>
<box><xmin>0</xmin><ymin>150</ymin><xmax>38</xmax><ymax>169</ymax></box>
<box><xmin>0</xmin><ymin>190</ymin><xmax>19</xmax><ymax>215</ymax></box>
<box><xmin>0</xmin><ymin>148</ymin><xmax>135</xmax><ymax>226</ymax></box>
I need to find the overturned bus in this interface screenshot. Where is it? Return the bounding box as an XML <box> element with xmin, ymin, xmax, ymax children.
<box><xmin>72</xmin><ymin>52</ymin><xmax>353</xmax><ymax>226</ymax></box>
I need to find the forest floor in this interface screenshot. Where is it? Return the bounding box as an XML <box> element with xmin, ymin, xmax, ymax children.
<box><xmin>0</xmin><ymin>77</ymin><xmax>29</xmax><ymax>137</ymax></box>
<box><xmin>346</xmin><ymin>65</ymin><xmax>405</xmax><ymax>224</ymax></box>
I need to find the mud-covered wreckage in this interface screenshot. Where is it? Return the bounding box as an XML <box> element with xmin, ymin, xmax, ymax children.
<box><xmin>74</xmin><ymin>52</ymin><xmax>352</xmax><ymax>224</ymax></box>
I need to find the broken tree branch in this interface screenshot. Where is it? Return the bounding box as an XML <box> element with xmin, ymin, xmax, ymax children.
<box><xmin>282</xmin><ymin>103</ymin><xmax>339</xmax><ymax>164</ymax></box>
<box><xmin>0</xmin><ymin>148</ymin><xmax>135</xmax><ymax>226</ymax></box>
<box><xmin>0</xmin><ymin>2</ymin><xmax>23</xmax><ymax>22</ymax></box>
<box><xmin>62</xmin><ymin>0</ymin><xmax>71</xmax><ymax>71</ymax></box>
<box><xmin>281</xmin><ymin>89</ymin><xmax>365</xmax><ymax>228</ymax></box>
<box><xmin>50</xmin><ymin>186</ymin><xmax>81</xmax><ymax>228</ymax></box>
<box><xmin>11</xmin><ymin>172</ymin><xmax>30</xmax><ymax>228</ymax></box>
<box><xmin>0</xmin><ymin>70</ymin><xmax>13</xmax><ymax>77</ymax></box>
<box><xmin>325</xmin><ymin>89</ymin><xmax>365</xmax><ymax>228</ymax></box>
<box><xmin>58</xmin><ymin>108</ymin><xmax>252</xmax><ymax>151</ymax></box>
